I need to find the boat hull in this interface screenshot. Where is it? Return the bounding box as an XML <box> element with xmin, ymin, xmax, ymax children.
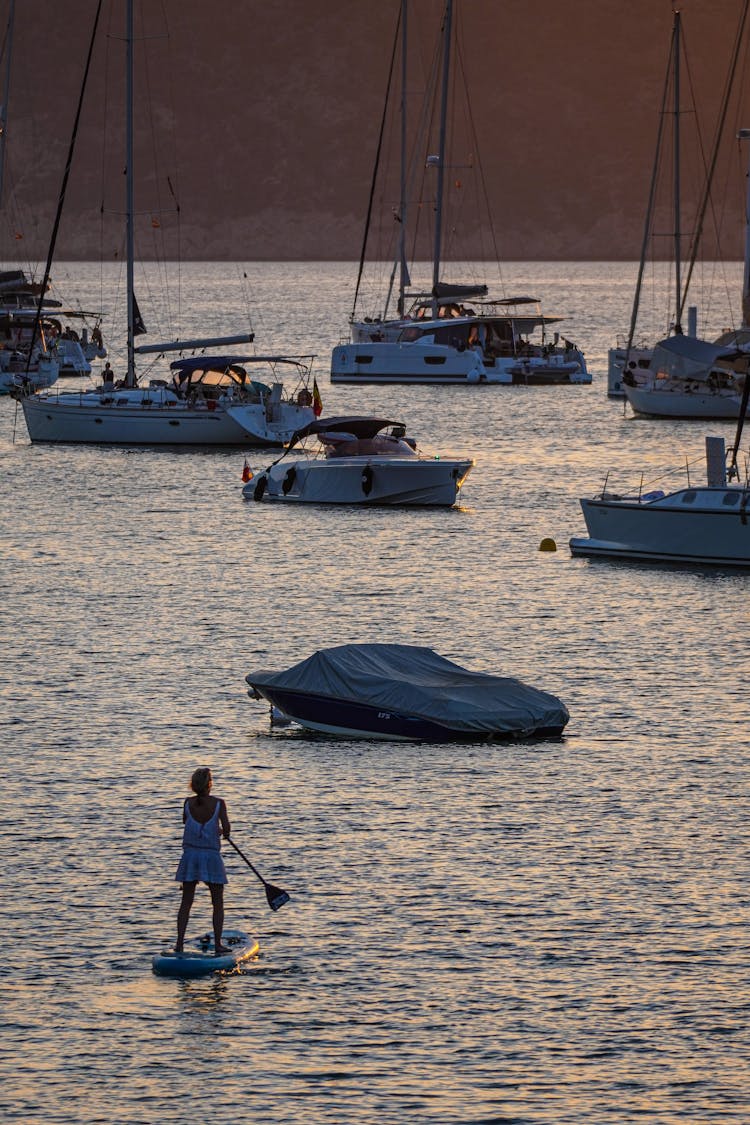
<box><xmin>624</xmin><ymin>383</ymin><xmax>750</xmax><ymax>419</ymax></box>
<box><xmin>331</xmin><ymin>342</ymin><xmax>590</xmax><ymax>385</ymax></box>
<box><xmin>570</xmin><ymin>491</ymin><xmax>750</xmax><ymax>565</ymax></box>
<box><xmin>19</xmin><ymin>392</ymin><xmax>312</xmax><ymax>446</ymax></box>
<box><xmin>246</xmin><ymin>455</ymin><xmax>473</xmax><ymax>506</ymax></box>
<box><xmin>251</xmin><ymin>685</ymin><xmax>566</xmax><ymax>741</ymax></box>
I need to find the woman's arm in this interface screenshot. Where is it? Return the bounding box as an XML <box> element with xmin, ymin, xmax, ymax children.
<box><xmin>219</xmin><ymin>799</ymin><xmax>231</xmax><ymax>839</ymax></box>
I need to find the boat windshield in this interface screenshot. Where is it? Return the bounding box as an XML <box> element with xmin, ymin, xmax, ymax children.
<box><xmin>319</xmin><ymin>431</ymin><xmax>418</xmax><ymax>458</ymax></box>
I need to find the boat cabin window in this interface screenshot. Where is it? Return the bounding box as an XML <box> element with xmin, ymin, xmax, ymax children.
<box><xmin>433</xmin><ymin>324</ymin><xmax>471</xmax><ymax>347</ymax></box>
<box><xmin>722</xmin><ymin>492</ymin><xmax>740</xmax><ymax>506</ymax></box>
<box><xmin>681</xmin><ymin>491</ymin><xmax>697</xmax><ymax>504</ymax></box>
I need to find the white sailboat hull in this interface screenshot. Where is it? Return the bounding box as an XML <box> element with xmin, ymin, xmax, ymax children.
<box><xmin>19</xmin><ymin>390</ymin><xmax>314</xmax><ymax>446</ymax></box>
<box><xmin>623</xmin><ymin>383</ymin><xmax>750</xmax><ymax>418</ymax></box>
<box><xmin>247</xmin><ymin>454</ymin><xmax>474</xmax><ymax>506</ymax></box>
<box><xmin>570</xmin><ymin>489</ymin><xmax>750</xmax><ymax>565</ymax></box>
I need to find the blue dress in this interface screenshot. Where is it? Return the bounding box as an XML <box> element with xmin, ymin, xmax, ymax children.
<box><xmin>175</xmin><ymin>798</ymin><xmax>228</xmax><ymax>885</ymax></box>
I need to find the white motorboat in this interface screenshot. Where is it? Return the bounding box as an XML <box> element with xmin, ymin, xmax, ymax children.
<box><xmin>570</xmin><ymin>433</ymin><xmax>750</xmax><ymax>566</ymax></box>
<box><xmin>12</xmin><ymin>2</ymin><xmax>316</xmax><ymax>447</ymax></box>
<box><xmin>333</xmin><ymin>1</ymin><xmax>587</xmax><ymax>387</ymax></box>
<box><xmin>244</xmin><ymin>415</ymin><xmax>473</xmax><ymax>507</ymax></box>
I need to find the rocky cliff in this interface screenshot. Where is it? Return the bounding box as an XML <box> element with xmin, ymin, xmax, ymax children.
<box><xmin>1</xmin><ymin>0</ymin><xmax>744</xmax><ymax>261</ymax></box>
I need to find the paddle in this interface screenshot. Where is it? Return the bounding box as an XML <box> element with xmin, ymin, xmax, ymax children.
<box><xmin>226</xmin><ymin>837</ymin><xmax>291</xmax><ymax>911</ymax></box>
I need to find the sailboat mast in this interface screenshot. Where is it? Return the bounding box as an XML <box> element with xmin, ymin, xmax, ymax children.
<box><xmin>431</xmin><ymin>0</ymin><xmax>452</xmax><ymax>314</ymax></box>
<box><xmin>673</xmin><ymin>10</ymin><xmax>682</xmax><ymax>334</ymax></box>
<box><xmin>397</xmin><ymin>0</ymin><xmax>408</xmax><ymax>315</ymax></box>
<box><xmin>739</xmin><ymin>129</ymin><xmax>750</xmax><ymax>328</ymax></box>
<box><xmin>0</xmin><ymin>0</ymin><xmax>15</xmax><ymax>206</ymax></box>
<box><xmin>125</xmin><ymin>0</ymin><xmax>136</xmax><ymax>386</ymax></box>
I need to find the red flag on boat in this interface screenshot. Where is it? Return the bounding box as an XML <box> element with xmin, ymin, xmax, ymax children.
<box><xmin>242</xmin><ymin>459</ymin><xmax>252</xmax><ymax>483</ymax></box>
<box><xmin>312</xmin><ymin>378</ymin><xmax>323</xmax><ymax>417</ymax></box>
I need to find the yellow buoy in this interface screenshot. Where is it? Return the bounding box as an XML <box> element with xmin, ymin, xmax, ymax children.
<box><xmin>539</xmin><ymin>537</ymin><xmax>557</xmax><ymax>552</ymax></box>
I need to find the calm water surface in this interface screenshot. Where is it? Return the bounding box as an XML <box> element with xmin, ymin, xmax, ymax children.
<box><xmin>1</xmin><ymin>261</ymin><xmax>749</xmax><ymax>1124</ymax></box>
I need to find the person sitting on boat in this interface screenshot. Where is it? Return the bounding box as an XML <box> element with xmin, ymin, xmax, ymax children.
<box><xmin>174</xmin><ymin>766</ymin><xmax>232</xmax><ymax>956</ymax></box>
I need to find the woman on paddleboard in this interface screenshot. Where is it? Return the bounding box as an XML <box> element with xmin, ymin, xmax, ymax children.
<box><xmin>175</xmin><ymin>767</ymin><xmax>231</xmax><ymax>954</ymax></box>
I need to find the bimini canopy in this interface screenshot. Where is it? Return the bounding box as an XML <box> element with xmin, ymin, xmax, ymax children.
<box><xmin>246</xmin><ymin>644</ymin><xmax>569</xmax><ymax>735</ymax></box>
<box><xmin>287</xmin><ymin>415</ymin><xmax>405</xmax><ymax>448</ymax></box>
<box><xmin>432</xmin><ymin>281</ymin><xmax>489</xmax><ymax>301</ymax></box>
<box><xmin>169</xmin><ymin>355</ymin><xmax>270</xmax><ymax>393</ymax></box>
<box><xmin>169</xmin><ymin>355</ymin><xmax>258</xmax><ymax>375</ymax></box>
<box><xmin>651</xmin><ymin>334</ymin><xmax>745</xmax><ymax>381</ymax></box>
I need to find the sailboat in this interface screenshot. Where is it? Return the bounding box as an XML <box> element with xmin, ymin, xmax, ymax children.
<box><xmin>13</xmin><ymin>0</ymin><xmax>315</xmax><ymax>446</ymax></box>
<box><xmin>0</xmin><ymin>0</ymin><xmax>58</xmax><ymax>394</ymax></box>
<box><xmin>617</xmin><ymin>1</ymin><xmax>750</xmax><ymax>418</ymax></box>
<box><xmin>569</xmin><ymin>396</ymin><xmax>750</xmax><ymax>567</ymax></box>
<box><xmin>330</xmin><ymin>0</ymin><xmax>588</xmax><ymax>387</ymax></box>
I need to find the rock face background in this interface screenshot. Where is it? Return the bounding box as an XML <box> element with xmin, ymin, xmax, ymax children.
<box><xmin>0</xmin><ymin>0</ymin><xmax>745</xmax><ymax>261</ymax></box>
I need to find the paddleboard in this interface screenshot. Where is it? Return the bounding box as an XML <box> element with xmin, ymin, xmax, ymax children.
<box><xmin>152</xmin><ymin>928</ymin><xmax>260</xmax><ymax>978</ymax></box>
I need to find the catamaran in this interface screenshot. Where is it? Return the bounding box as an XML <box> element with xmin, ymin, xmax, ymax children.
<box><xmin>331</xmin><ymin>0</ymin><xmax>588</xmax><ymax>387</ymax></box>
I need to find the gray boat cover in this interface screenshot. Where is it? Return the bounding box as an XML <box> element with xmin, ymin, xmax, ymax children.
<box><xmin>651</xmin><ymin>333</ymin><xmax>743</xmax><ymax>381</ymax></box>
<box><xmin>246</xmin><ymin>643</ymin><xmax>569</xmax><ymax>734</ymax></box>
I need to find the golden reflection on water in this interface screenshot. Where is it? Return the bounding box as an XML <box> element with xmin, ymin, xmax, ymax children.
<box><xmin>2</xmin><ymin>261</ymin><xmax>749</xmax><ymax>1124</ymax></box>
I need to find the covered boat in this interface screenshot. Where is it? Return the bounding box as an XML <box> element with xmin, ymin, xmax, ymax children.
<box><xmin>245</xmin><ymin>644</ymin><xmax>569</xmax><ymax>741</ymax></box>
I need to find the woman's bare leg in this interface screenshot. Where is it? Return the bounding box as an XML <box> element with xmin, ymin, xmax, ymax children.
<box><xmin>209</xmin><ymin>883</ymin><xmax>227</xmax><ymax>953</ymax></box>
<box><xmin>176</xmin><ymin>882</ymin><xmax>196</xmax><ymax>952</ymax></box>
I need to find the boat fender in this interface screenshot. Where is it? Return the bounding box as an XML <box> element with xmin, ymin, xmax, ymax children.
<box><xmin>282</xmin><ymin>466</ymin><xmax>297</xmax><ymax>495</ymax></box>
<box><xmin>252</xmin><ymin>474</ymin><xmax>267</xmax><ymax>502</ymax></box>
<box><xmin>362</xmin><ymin>465</ymin><xmax>374</xmax><ymax>496</ymax></box>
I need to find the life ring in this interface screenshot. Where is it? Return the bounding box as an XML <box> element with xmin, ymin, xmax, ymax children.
<box><xmin>252</xmin><ymin>475</ymin><xmax>267</xmax><ymax>502</ymax></box>
<box><xmin>361</xmin><ymin>465</ymin><xmax>374</xmax><ymax>496</ymax></box>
